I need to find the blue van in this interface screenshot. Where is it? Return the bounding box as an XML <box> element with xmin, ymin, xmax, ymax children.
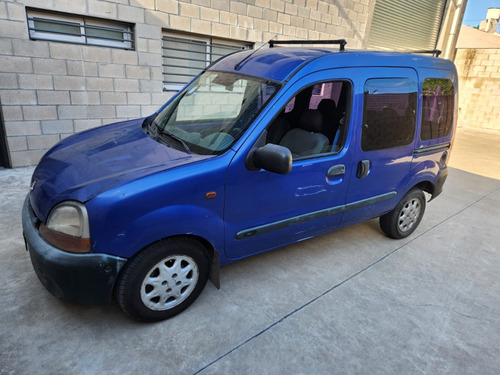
<box><xmin>22</xmin><ymin>41</ymin><xmax>458</xmax><ymax>321</ymax></box>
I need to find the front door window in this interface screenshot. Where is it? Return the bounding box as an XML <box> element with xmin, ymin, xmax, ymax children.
<box><xmin>266</xmin><ymin>80</ymin><xmax>351</xmax><ymax>158</ymax></box>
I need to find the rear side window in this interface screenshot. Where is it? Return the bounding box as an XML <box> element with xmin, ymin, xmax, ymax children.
<box><xmin>420</xmin><ymin>78</ymin><xmax>454</xmax><ymax>140</ymax></box>
<box><xmin>362</xmin><ymin>78</ymin><xmax>417</xmax><ymax>151</ymax></box>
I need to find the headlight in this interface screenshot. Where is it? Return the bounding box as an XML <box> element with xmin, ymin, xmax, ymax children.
<box><xmin>40</xmin><ymin>201</ymin><xmax>91</xmax><ymax>253</ymax></box>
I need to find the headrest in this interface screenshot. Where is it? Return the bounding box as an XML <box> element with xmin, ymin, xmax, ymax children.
<box><xmin>318</xmin><ymin>99</ymin><xmax>337</xmax><ymax>116</ymax></box>
<box><xmin>299</xmin><ymin>109</ymin><xmax>323</xmax><ymax>133</ymax></box>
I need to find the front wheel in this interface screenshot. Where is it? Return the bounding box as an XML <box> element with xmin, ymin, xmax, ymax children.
<box><xmin>379</xmin><ymin>188</ymin><xmax>426</xmax><ymax>239</ymax></box>
<box><xmin>116</xmin><ymin>238</ymin><xmax>209</xmax><ymax>322</ymax></box>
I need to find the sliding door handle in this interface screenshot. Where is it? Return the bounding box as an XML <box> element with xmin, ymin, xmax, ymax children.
<box><xmin>357</xmin><ymin>160</ymin><xmax>370</xmax><ymax>179</ymax></box>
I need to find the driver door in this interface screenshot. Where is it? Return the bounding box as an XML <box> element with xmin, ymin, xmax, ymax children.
<box><xmin>223</xmin><ymin>72</ymin><xmax>356</xmax><ymax>259</ymax></box>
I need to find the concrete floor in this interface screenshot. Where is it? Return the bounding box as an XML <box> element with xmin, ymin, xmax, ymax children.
<box><xmin>1</xmin><ymin>127</ymin><xmax>499</xmax><ymax>375</ymax></box>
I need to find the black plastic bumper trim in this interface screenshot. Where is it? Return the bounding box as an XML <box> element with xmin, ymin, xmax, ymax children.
<box><xmin>430</xmin><ymin>167</ymin><xmax>448</xmax><ymax>200</ymax></box>
<box><xmin>22</xmin><ymin>195</ymin><xmax>127</xmax><ymax>305</ymax></box>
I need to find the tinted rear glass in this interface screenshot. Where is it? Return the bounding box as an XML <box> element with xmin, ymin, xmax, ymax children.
<box><xmin>362</xmin><ymin>78</ymin><xmax>417</xmax><ymax>151</ymax></box>
<box><xmin>420</xmin><ymin>78</ymin><xmax>454</xmax><ymax>141</ymax></box>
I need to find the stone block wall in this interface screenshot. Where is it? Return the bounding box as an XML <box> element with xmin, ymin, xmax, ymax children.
<box><xmin>455</xmin><ymin>48</ymin><xmax>500</xmax><ymax>130</ymax></box>
<box><xmin>0</xmin><ymin>0</ymin><xmax>372</xmax><ymax>167</ymax></box>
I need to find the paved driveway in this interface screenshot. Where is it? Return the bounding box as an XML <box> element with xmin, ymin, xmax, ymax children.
<box><xmin>1</xmin><ymin>128</ymin><xmax>499</xmax><ymax>375</ymax></box>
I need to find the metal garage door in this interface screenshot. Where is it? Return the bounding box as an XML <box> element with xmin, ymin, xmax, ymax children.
<box><xmin>367</xmin><ymin>0</ymin><xmax>447</xmax><ymax>50</ymax></box>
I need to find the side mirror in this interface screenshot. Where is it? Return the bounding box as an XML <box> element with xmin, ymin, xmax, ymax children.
<box><xmin>253</xmin><ymin>143</ymin><xmax>292</xmax><ymax>175</ymax></box>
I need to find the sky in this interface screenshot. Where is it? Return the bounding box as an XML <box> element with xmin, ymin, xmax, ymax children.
<box><xmin>462</xmin><ymin>0</ymin><xmax>500</xmax><ymax>32</ymax></box>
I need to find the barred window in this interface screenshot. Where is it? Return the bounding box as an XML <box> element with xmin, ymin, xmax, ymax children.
<box><xmin>162</xmin><ymin>32</ymin><xmax>252</xmax><ymax>91</ymax></box>
<box><xmin>27</xmin><ymin>9</ymin><xmax>134</xmax><ymax>50</ymax></box>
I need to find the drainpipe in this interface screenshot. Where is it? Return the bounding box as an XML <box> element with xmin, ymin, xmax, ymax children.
<box><xmin>0</xmin><ymin>98</ymin><xmax>12</xmax><ymax>169</ymax></box>
<box><xmin>436</xmin><ymin>0</ymin><xmax>468</xmax><ymax>60</ymax></box>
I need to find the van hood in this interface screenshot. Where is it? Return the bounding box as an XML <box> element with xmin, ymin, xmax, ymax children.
<box><xmin>29</xmin><ymin>118</ymin><xmax>212</xmax><ymax>222</ymax></box>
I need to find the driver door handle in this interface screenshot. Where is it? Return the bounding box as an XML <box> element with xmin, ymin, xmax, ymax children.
<box><xmin>327</xmin><ymin>164</ymin><xmax>345</xmax><ymax>177</ymax></box>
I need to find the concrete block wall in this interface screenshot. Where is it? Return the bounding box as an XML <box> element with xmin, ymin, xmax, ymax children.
<box><xmin>0</xmin><ymin>0</ymin><xmax>373</xmax><ymax>167</ymax></box>
<box><xmin>455</xmin><ymin>48</ymin><xmax>500</xmax><ymax>130</ymax></box>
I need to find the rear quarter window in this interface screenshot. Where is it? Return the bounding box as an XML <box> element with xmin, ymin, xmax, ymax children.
<box><xmin>361</xmin><ymin>78</ymin><xmax>417</xmax><ymax>151</ymax></box>
<box><xmin>420</xmin><ymin>78</ymin><xmax>454</xmax><ymax>141</ymax></box>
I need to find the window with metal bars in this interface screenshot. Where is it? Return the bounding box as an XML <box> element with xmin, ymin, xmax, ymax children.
<box><xmin>26</xmin><ymin>9</ymin><xmax>134</xmax><ymax>50</ymax></box>
<box><xmin>162</xmin><ymin>33</ymin><xmax>252</xmax><ymax>91</ymax></box>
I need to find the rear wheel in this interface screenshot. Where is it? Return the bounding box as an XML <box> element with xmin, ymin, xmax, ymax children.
<box><xmin>116</xmin><ymin>238</ymin><xmax>209</xmax><ymax>322</ymax></box>
<box><xmin>379</xmin><ymin>188</ymin><xmax>426</xmax><ymax>239</ymax></box>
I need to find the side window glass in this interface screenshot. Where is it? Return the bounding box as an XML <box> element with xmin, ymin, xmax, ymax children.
<box><xmin>362</xmin><ymin>78</ymin><xmax>417</xmax><ymax>151</ymax></box>
<box><xmin>284</xmin><ymin>97</ymin><xmax>295</xmax><ymax>113</ymax></box>
<box><xmin>266</xmin><ymin>81</ymin><xmax>351</xmax><ymax>159</ymax></box>
<box><xmin>421</xmin><ymin>79</ymin><xmax>454</xmax><ymax>140</ymax></box>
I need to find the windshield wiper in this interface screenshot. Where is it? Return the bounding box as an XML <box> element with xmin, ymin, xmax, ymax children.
<box><xmin>158</xmin><ymin>130</ymin><xmax>191</xmax><ymax>155</ymax></box>
<box><xmin>145</xmin><ymin>120</ymin><xmax>159</xmax><ymax>139</ymax></box>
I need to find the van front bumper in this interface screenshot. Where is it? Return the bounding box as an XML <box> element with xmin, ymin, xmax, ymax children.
<box><xmin>22</xmin><ymin>195</ymin><xmax>127</xmax><ymax>305</ymax></box>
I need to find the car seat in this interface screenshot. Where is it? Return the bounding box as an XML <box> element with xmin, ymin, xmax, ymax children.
<box><xmin>279</xmin><ymin>109</ymin><xmax>330</xmax><ymax>157</ymax></box>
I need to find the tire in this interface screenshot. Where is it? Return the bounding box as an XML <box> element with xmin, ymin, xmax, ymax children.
<box><xmin>379</xmin><ymin>188</ymin><xmax>426</xmax><ymax>239</ymax></box>
<box><xmin>116</xmin><ymin>238</ymin><xmax>209</xmax><ymax>322</ymax></box>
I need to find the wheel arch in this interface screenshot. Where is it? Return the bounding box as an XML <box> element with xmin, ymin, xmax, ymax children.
<box><xmin>170</xmin><ymin>234</ymin><xmax>220</xmax><ymax>289</ymax></box>
<box><xmin>414</xmin><ymin>180</ymin><xmax>434</xmax><ymax>197</ymax></box>
<box><xmin>408</xmin><ymin>157</ymin><xmax>448</xmax><ymax>201</ymax></box>
<box><xmin>114</xmin><ymin>234</ymin><xmax>220</xmax><ymax>297</ymax></box>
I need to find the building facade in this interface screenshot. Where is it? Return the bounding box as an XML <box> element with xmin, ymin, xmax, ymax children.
<box><xmin>0</xmin><ymin>0</ymin><xmax>464</xmax><ymax>167</ymax></box>
<box><xmin>455</xmin><ymin>18</ymin><xmax>500</xmax><ymax>131</ymax></box>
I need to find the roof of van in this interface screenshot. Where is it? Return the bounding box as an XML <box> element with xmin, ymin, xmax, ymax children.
<box><xmin>209</xmin><ymin>47</ymin><xmax>455</xmax><ymax>82</ymax></box>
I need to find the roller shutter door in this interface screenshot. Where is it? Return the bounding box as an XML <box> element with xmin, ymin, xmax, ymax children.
<box><xmin>367</xmin><ymin>0</ymin><xmax>447</xmax><ymax>50</ymax></box>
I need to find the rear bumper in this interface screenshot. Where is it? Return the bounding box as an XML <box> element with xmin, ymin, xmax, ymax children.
<box><xmin>431</xmin><ymin>167</ymin><xmax>448</xmax><ymax>200</ymax></box>
<box><xmin>22</xmin><ymin>195</ymin><xmax>127</xmax><ymax>305</ymax></box>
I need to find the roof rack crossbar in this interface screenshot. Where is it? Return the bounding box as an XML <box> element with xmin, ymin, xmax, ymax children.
<box><xmin>407</xmin><ymin>49</ymin><xmax>442</xmax><ymax>57</ymax></box>
<box><xmin>269</xmin><ymin>39</ymin><xmax>347</xmax><ymax>51</ymax></box>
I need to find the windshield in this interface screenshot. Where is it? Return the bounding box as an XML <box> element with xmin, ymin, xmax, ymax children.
<box><xmin>151</xmin><ymin>71</ymin><xmax>281</xmax><ymax>155</ymax></box>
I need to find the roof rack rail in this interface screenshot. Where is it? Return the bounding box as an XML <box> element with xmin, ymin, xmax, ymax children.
<box><xmin>406</xmin><ymin>49</ymin><xmax>442</xmax><ymax>57</ymax></box>
<box><xmin>269</xmin><ymin>39</ymin><xmax>347</xmax><ymax>51</ymax></box>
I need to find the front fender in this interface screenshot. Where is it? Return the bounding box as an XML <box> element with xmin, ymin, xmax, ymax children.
<box><xmin>85</xmin><ymin>152</ymin><xmax>232</xmax><ymax>259</ymax></box>
<box><xmin>90</xmin><ymin>203</ymin><xmax>224</xmax><ymax>259</ymax></box>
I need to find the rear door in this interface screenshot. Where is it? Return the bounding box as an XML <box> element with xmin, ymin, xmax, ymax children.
<box><xmin>342</xmin><ymin>68</ymin><xmax>419</xmax><ymax>225</ymax></box>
